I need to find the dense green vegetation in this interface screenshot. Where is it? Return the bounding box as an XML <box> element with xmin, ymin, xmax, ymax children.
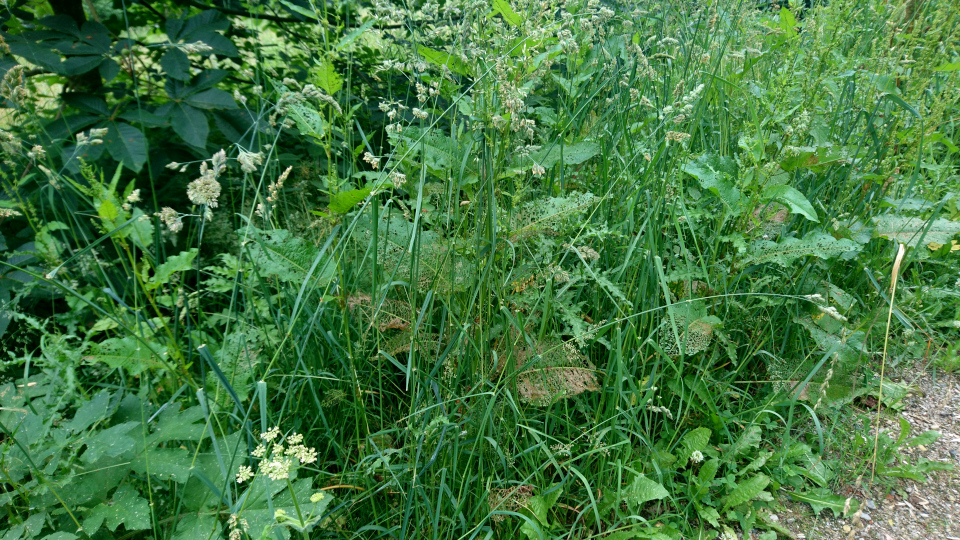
<box><xmin>1</xmin><ymin>0</ymin><xmax>959</xmax><ymax>537</ymax></box>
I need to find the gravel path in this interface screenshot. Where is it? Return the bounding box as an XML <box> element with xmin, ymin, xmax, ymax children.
<box><xmin>776</xmin><ymin>369</ymin><xmax>960</xmax><ymax>540</ymax></box>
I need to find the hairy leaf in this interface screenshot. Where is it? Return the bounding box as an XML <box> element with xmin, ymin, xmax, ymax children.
<box><xmin>723</xmin><ymin>473</ymin><xmax>770</xmax><ymax>510</ymax></box>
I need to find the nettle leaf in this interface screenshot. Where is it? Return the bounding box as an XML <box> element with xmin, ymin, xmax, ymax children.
<box><xmin>185</xmin><ymin>88</ymin><xmax>237</xmax><ymax>110</ymax></box>
<box><xmin>313</xmin><ymin>57</ymin><xmax>343</xmax><ymax>94</ymax></box>
<box><xmin>788</xmin><ymin>487</ymin><xmax>857</xmax><ymax>517</ymax></box>
<box><xmin>623</xmin><ymin>475</ymin><xmax>669</xmax><ymax>510</ymax></box>
<box><xmin>82</xmin><ymin>484</ymin><xmax>151</xmax><ymax>534</ymax></box>
<box><xmin>761</xmin><ymin>184</ymin><xmax>818</xmax><ymax>222</ymax></box>
<box><xmin>745</xmin><ymin>233</ymin><xmax>860</xmax><ymax>267</ymax></box>
<box><xmin>329</xmin><ymin>187</ymin><xmax>372</xmax><ymax>214</ymax></box>
<box><xmin>104</xmin><ymin>122</ymin><xmax>147</xmax><ymax>171</ymax></box>
<box><xmin>148</xmin><ymin>249</ymin><xmax>198</xmax><ymax>290</ymax></box>
<box><xmin>682</xmin><ymin>153</ymin><xmax>741</xmax><ymax>211</ymax></box>
<box><xmin>873</xmin><ymin>215</ymin><xmax>960</xmax><ymax>248</ymax></box>
<box><xmin>722</xmin><ymin>473</ymin><xmax>769</xmax><ymax>510</ymax></box>
<box><xmin>169</xmin><ymin>103</ymin><xmax>209</xmax><ymax>147</ymax></box>
<box><xmin>676</xmin><ymin>427</ymin><xmax>711</xmax><ymax>465</ymax></box>
<box><xmin>161</xmin><ymin>48</ymin><xmax>191</xmax><ymax>80</ymax></box>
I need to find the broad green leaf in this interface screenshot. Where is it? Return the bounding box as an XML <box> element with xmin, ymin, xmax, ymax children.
<box><xmin>170</xmin><ymin>103</ymin><xmax>209</xmax><ymax>147</ymax></box>
<box><xmin>105</xmin><ymin>122</ymin><xmax>148</xmax><ymax>171</ymax></box>
<box><xmin>779</xmin><ymin>7</ymin><xmax>797</xmax><ymax>34</ymax></box>
<box><xmin>788</xmin><ymin>487</ymin><xmax>856</xmax><ymax>517</ymax></box>
<box><xmin>92</xmin><ymin>336</ymin><xmax>167</xmax><ymax>375</ymax></box>
<box><xmin>184</xmin><ymin>88</ymin><xmax>237</xmax><ymax>110</ymax></box>
<box><xmin>329</xmin><ymin>187</ymin><xmax>372</xmax><ymax>214</ymax></box>
<box><xmin>280</xmin><ymin>0</ymin><xmax>320</xmax><ymax>19</ymax></box>
<box><xmin>148</xmin><ymin>249</ymin><xmax>198</xmax><ymax>290</ymax></box>
<box><xmin>336</xmin><ymin>20</ymin><xmax>375</xmax><ymax>50</ymax></box>
<box><xmin>161</xmin><ymin>48</ymin><xmax>191</xmax><ymax>80</ymax></box>
<box><xmin>97</xmin><ymin>199</ymin><xmax>118</xmax><ymax>221</ymax></box>
<box><xmin>933</xmin><ymin>62</ymin><xmax>960</xmax><ymax>72</ymax></box>
<box><xmin>492</xmin><ymin>0</ymin><xmax>523</xmax><ymax>26</ymax></box>
<box><xmin>529</xmin><ymin>141</ymin><xmax>601</xmax><ymax>171</ymax></box>
<box><xmin>312</xmin><ymin>57</ymin><xmax>343</xmax><ymax>95</ymax></box>
<box><xmin>62</xmin><ymin>55</ymin><xmax>103</xmax><ymax>76</ymax></box>
<box><xmin>676</xmin><ymin>427</ymin><xmax>711</xmax><ymax>465</ymax></box>
<box><xmin>241</xmin><ymin>227</ymin><xmax>335</xmax><ymax>285</ymax></box>
<box><xmin>738</xmin><ymin>450</ymin><xmax>773</xmax><ymax>477</ymax></box>
<box><xmin>761</xmin><ymin>184</ymin><xmax>818</xmax><ymax>222</ymax></box>
<box><xmin>723</xmin><ymin>425</ymin><xmax>762</xmax><ymax>459</ymax></box>
<box><xmin>906</xmin><ymin>430</ymin><xmax>941</xmax><ymax>447</ymax></box>
<box><xmin>81</xmin><ymin>421</ymin><xmax>139</xmax><ymax>463</ymax></box>
<box><xmin>698</xmin><ymin>506</ymin><xmax>721</xmax><ymax>528</ymax></box>
<box><xmin>417</xmin><ymin>45</ymin><xmax>470</xmax><ymax>76</ymax></box>
<box><xmin>64</xmin><ymin>392</ymin><xmax>111</xmax><ymax>432</ymax></box>
<box><xmin>722</xmin><ymin>473</ymin><xmax>769</xmax><ymax>510</ymax></box>
<box><xmin>746</xmin><ymin>233</ymin><xmax>860</xmax><ymax>267</ymax></box>
<box><xmin>623</xmin><ymin>475</ymin><xmax>669</xmax><ymax>510</ymax></box>
<box><xmin>82</xmin><ymin>485</ymin><xmax>151</xmax><ymax>533</ymax></box>
<box><xmin>873</xmin><ymin>215</ymin><xmax>960</xmax><ymax>248</ymax></box>
<box><xmin>172</xmin><ymin>514</ymin><xmax>222</xmax><ymax>540</ymax></box>
<box><xmin>527</xmin><ymin>485</ymin><xmax>562</xmax><ymax>524</ymax></box>
<box><xmin>682</xmin><ymin>154</ymin><xmax>741</xmax><ymax>211</ymax></box>
<box><xmin>130</xmin><ymin>447</ymin><xmax>194</xmax><ymax>483</ymax></box>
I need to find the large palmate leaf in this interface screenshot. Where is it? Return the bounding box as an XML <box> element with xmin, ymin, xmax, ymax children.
<box><xmin>104</xmin><ymin>122</ymin><xmax>148</xmax><ymax>171</ymax></box>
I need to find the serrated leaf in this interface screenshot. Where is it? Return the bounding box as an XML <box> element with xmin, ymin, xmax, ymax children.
<box><xmin>148</xmin><ymin>249</ymin><xmax>198</xmax><ymax>290</ymax></box>
<box><xmin>624</xmin><ymin>475</ymin><xmax>669</xmax><ymax>510</ymax></box>
<box><xmin>723</xmin><ymin>473</ymin><xmax>770</xmax><ymax>510</ymax></box>
<box><xmin>312</xmin><ymin>57</ymin><xmax>343</xmax><ymax>94</ymax></box>
<box><xmin>738</xmin><ymin>450</ymin><xmax>773</xmax><ymax>477</ymax></box>
<box><xmin>130</xmin><ymin>447</ymin><xmax>194</xmax><ymax>483</ymax></box>
<box><xmin>172</xmin><ymin>514</ymin><xmax>222</xmax><ymax>540</ymax></box>
<box><xmin>906</xmin><ymin>430</ymin><xmax>941</xmax><ymax>447</ymax></box>
<box><xmin>676</xmin><ymin>427</ymin><xmax>711</xmax><ymax>465</ymax></box>
<box><xmin>329</xmin><ymin>187</ymin><xmax>372</xmax><ymax>214</ymax></box>
<box><xmin>788</xmin><ymin>487</ymin><xmax>857</xmax><ymax>517</ymax></box>
<box><xmin>873</xmin><ymin>215</ymin><xmax>960</xmax><ymax>248</ymax></box>
<box><xmin>169</xmin><ymin>103</ymin><xmax>209</xmax><ymax>147</ymax></box>
<box><xmin>762</xmin><ymin>184</ymin><xmax>818</xmax><ymax>222</ymax></box>
<box><xmin>104</xmin><ymin>122</ymin><xmax>147</xmax><ymax>171</ymax></box>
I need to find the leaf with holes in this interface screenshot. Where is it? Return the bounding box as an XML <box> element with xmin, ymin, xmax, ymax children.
<box><xmin>873</xmin><ymin>216</ymin><xmax>960</xmax><ymax>248</ymax></box>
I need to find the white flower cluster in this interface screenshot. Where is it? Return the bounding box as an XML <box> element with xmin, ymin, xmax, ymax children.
<box><xmin>236</xmin><ymin>427</ymin><xmax>318</xmax><ymax>484</ymax></box>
